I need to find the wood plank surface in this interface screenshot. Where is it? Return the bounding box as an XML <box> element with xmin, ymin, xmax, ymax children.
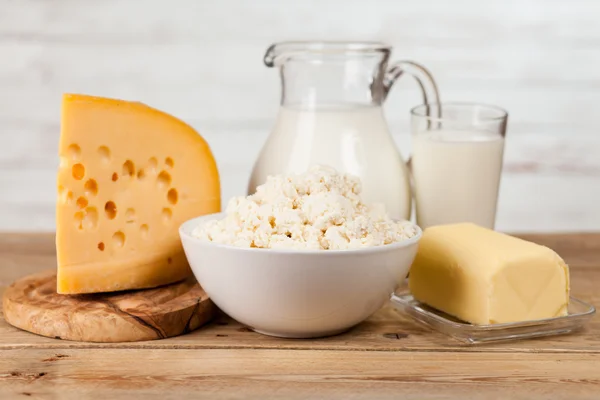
<box><xmin>0</xmin><ymin>233</ymin><xmax>599</xmax><ymax>399</ymax></box>
<box><xmin>2</xmin><ymin>350</ymin><xmax>599</xmax><ymax>400</ymax></box>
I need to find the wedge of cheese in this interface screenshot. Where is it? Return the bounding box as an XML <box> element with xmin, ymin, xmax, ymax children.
<box><xmin>408</xmin><ymin>223</ymin><xmax>569</xmax><ymax>325</ymax></box>
<box><xmin>56</xmin><ymin>94</ymin><xmax>220</xmax><ymax>294</ymax></box>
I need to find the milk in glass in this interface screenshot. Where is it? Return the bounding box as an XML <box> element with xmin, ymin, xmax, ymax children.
<box><xmin>411</xmin><ymin>130</ymin><xmax>505</xmax><ymax>229</ymax></box>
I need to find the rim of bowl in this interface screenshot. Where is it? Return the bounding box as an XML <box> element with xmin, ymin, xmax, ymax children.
<box><xmin>179</xmin><ymin>212</ymin><xmax>422</xmax><ymax>256</ymax></box>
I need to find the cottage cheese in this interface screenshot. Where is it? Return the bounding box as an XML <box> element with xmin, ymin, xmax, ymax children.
<box><xmin>192</xmin><ymin>165</ymin><xmax>417</xmax><ymax>250</ymax></box>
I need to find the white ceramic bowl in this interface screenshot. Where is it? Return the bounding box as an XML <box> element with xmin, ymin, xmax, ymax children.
<box><xmin>179</xmin><ymin>213</ymin><xmax>422</xmax><ymax>338</ymax></box>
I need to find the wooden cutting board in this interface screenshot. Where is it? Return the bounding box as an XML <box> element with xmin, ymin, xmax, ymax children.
<box><xmin>2</xmin><ymin>269</ymin><xmax>216</xmax><ymax>342</ymax></box>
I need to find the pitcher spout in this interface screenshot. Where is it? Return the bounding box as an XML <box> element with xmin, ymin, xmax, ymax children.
<box><xmin>263</xmin><ymin>43</ymin><xmax>280</xmax><ymax>67</ymax></box>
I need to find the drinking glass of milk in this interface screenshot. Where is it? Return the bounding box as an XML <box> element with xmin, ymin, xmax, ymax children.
<box><xmin>411</xmin><ymin>103</ymin><xmax>508</xmax><ymax>229</ymax></box>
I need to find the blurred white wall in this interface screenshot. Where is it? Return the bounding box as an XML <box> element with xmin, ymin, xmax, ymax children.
<box><xmin>1</xmin><ymin>0</ymin><xmax>599</xmax><ymax>232</ymax></box>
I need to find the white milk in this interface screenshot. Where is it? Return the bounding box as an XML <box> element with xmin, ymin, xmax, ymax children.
<box><xmin>248</xmin><ymin>105</ymin><xmax>412</xmax><ymax>219</ymax></box>
<box><xmin>412</xmin><ymin>130</ymin><xmax>505</xmax><ymax>229</ymax></box>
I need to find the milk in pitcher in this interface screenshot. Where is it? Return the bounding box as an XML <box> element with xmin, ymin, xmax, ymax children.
<box><xmin>248</xmin><ymin>105</ymin><xmax>412</xmax><ymax>219</ymax></box>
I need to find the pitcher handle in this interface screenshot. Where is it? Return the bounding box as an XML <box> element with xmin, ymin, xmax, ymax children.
<box><xmin>383</xmin><ymin>60</ymin><xmax>442</xmax><ymax>119</ymax></box>
<box><xmin>382</xmin><ymin>60</ymin><xmax>441</xmax><ymax>169</ymax></box>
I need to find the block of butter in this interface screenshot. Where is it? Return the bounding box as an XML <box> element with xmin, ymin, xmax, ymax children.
<box><xmin>408</xmin><ymin>223</ymin><xmax>570</xmax><ymax>325</ymax></box>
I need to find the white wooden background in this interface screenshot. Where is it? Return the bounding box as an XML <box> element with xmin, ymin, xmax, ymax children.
<box><xmin>1</xmin><ymin>0</ymin><xmax>599</xmax><ymax>232</ymax></box>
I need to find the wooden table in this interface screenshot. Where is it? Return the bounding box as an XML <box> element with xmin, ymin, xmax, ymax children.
<box><xmin>1</xmin><ymin>233</ymin><xmax>599</xmax><ymax>399</ymax></box>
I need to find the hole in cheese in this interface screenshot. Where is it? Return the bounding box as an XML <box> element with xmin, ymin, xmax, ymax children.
<box><xmin>167</xmin><ymin>188</ymin><xmax>178</xmax><ymax>205</ymax></box>
<box><xmin>83</xmin><ymin>207</ymin><xmax>98</xmax><ymax>229</ymax></box>
<box><xmin>67</xmin><ymin>144</ymin><xmax>81</xmax><ymax>160</ymax></box>
<box><xmin>112</xmin><ymin>231</ymin><xmax>125</xmax><ymax>248</ymax></box>
<box><xmin>162</xmin><ymin>208</ymin><xmax>172</xmax><ymax>224</ymax></box>
<box><xmin>72</xmin><ymin>164</ymin><xmax>85</xmax><ymax>180</ymax></box>
<box><xmin>74</xmin><ymin>211</ymin><xmax>84</xmax><ymax>230</ymax></box>
<box><xmin>111</xmin><ymin>172</ymin><xmax>118</xmax><ymax>182</ymax></box>
<box><xmin>98</xmin><ymin>146</ymin><xmax>111</xmax><ymax>163</ymax></box>
<box><xmin>125</xmin><ymin>208</ymin><xmax>136</xmax><ymax>222</ymax></box>
<box><xmin>84</xmin><ymin>179</ymin><xmax>98</xmax><ymax>196</ymax></box>
<box><xmin>98</xmin><ymin>242</ymin><xmax>105</xmax><ymax>251</ymax></box>
<box><xmin>122</xmin><ymin>160</ymin><xmax>135</xmax><ymax>177</ymax></box>
<box><xmin>148</xmin><ymin>157</ymin><xmax>158</xmax><ymax>173</ymax></box>
<box><xmin>60</xmin><ymin>189</ymin><xmax>74</xmax><ymax>205</ymax></box>
<box><xmin>157</xmin><ymin>171</ymin><xmax>171</xmax><ymax>189</ymax></box>
<box><xmin>140</xmin><ymin>224</ymin><xmax>149</xmax><ymax>239</ymax></box>
<box><xmin>76</xmin><ymin>196</ymin><xmax>88</xmax><ymax>209</ymax></box>
<box><xmin>137</xmin><ymin>168</ymin><xmax>146</xmax><ymax>180</ymax></box>
<box><xmin>165</xmin><ymin>157</ymin><xmax>174</xmax><ymax>169</ymax></box>
<box><xmin>104</xmin><ymin>201</ymin><xmax>117</xmax><ymax>220</ymax></box>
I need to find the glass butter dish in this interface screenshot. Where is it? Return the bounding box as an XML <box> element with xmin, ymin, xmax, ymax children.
<box><xmin>391</xmin><ymin>292</ymin><xmax>596</xmax><ymax>344</ymax></box>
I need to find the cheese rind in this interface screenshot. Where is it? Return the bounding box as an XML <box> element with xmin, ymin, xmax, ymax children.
<box><xmin>408</xmin><ymin>223</ymin><xmax>569</xmax><ymax>325</ymax></box>
<box><xmin>56</xmin><ymin>94</ymin><xmax>220</xmax><ymax>294</ymax></box>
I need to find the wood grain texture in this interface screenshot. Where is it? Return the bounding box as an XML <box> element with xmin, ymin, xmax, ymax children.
<box><xmin>1</xmin><ymin>0</ymin><xmax>600</xmax><ymax>233</ymax></box>
<box><xmin>0</xmin><ymin>233</ymin><xmax>599</xmax><ymax>399</ymax></box>
<box><xmin>2</xmin><ymin>349</ymin><xmax>599</xmax><ymax>400</ymax></box>
<box><xmin>2</xmin><ymin>269</ymin><xmax>216</xmax><ymax>342</ymax></box>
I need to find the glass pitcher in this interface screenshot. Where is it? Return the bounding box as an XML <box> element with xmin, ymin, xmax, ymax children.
<box><xmin>247</xmin><ymin>41</ymin><xmax>440</xmax><ymax>220</ymax></box>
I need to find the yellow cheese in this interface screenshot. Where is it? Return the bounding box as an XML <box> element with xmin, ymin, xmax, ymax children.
<box><xmin>56</xmin><ymin>94</ymin><xmax>220</xmax><ymax>294</ymax></box>
<box><xmin>408</xmin><ymin>223</ymin><xmax>569</xmax><ymax>325</ymax></box>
